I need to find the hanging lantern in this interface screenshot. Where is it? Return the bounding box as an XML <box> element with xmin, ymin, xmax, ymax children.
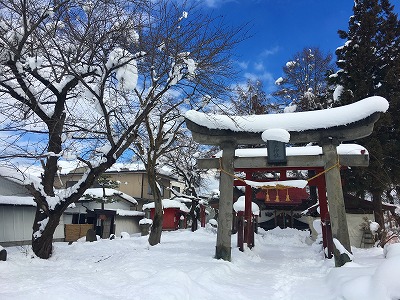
<box><xmin>285</xmin><ymin>189</ymin><xmax>291</xmax><ymax>202</ymax></box>
<box><xmin>265</xmin><ymin>189</ymin><xmax>270</xmax><ymax>202</ymax></box>
<box><xmin>275</xmin><ymin>188</ymin><xmax>280</xmax><ymax>202</ymax></box>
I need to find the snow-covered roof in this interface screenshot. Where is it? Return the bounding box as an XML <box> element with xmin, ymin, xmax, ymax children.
<box><xmin>113</xmin><ymin>209</ymin><xmax>144</xmax><ymax>217</ymax></box>
<box><xmin>83</xmin><ymin>188</ymin><xmax>137</xmax><ymax>205</ymax></box>
<box><xmin>171</xmin><ymin>196</ymin><xmax>194</xmax><ymax>203</ymax></box>
<box><xmin>142</xmin><ymin>199</ymin><xmax>190</xmax><ymax>213</ymax></box>
<box><xmin>60</xmin><ymin>160</ymin><xmax>176</xmax><ymax>178</ymax></box>
<box><xmin>233</xmin><ymin>196</ymin><xmax>260</xmax><ymax>215</ymax></box>
<box><xmin>214</xmin><ymin>143</ymin><xmax>368</xmax><ymax>158</ymax></box>
<box><xmin>0</xmin><ymin>166</ymin><xmax>40</xmax><ymax>186</ymax></box>
<box><xmin>185</xmin><ymin>96</ymin><xmax>388</xmax><ymax>133</ymax></box>
<box><xmin>0</xmin><ymin>195</ymin><xmax>35</xmax><ymax>206</ymax></box>
<box><xmin>0</xmin><ymin>188</ymin><xmax>139</xmax><ymax>207</ymax></box>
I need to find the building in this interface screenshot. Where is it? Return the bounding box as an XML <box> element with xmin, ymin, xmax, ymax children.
<box><xmin>57</xmin><ymin>165</ymin><xmax>185</xmax><ymax>211</ymax></box>
<box><xmin>64</xmin><ymin>188</ymin><xmax>144</xmax><ymax>240</ymax></box>
<box><xmin>142</xmin><ymin>199</ymin><xmax>189</xmax><ymax>230</ymax></box>
<box><xmin>0</xmin><ymin>175</ymin><xmax>65</xmax><ymax>246</ymax></box>
<box><xmin>0</xmin><ymin>166</ymin><xmax>145</xmax><ymax>245</ymax></box>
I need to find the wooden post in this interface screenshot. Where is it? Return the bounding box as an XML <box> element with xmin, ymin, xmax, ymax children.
<box><xmin>215</xmin><ymin>141</ymin><xmax>235</xmax><ymax>261</ymax></box>
<box><xmin>315</xmin><ymin>174</ymin><xmax>332</xmax><ymax>258</ymax></box>
<box><xmin>237</xmin><ymin>211</ymin><xmax>244</xmax><ymax>252</ymax></box>
<box><xmin>200</xmin><ymin>204</ymin><xmax>206</xmax><ymax>227</ymax></box>
<box><xmin>322</xmin><ymin>140</ymin><xmax>352</xmax><ymax>267</ymax></box>
<box><xmin>244</xmin><ymin>171</ymin><xmax>254</xmax><ymax>248</ymax></box>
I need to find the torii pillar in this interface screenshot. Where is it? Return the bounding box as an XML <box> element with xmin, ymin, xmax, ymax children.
<box><xmin>216</xmin><ymin>141</ymin><xmax>236</xmax><ymax>260</ymax></box>
<box><xmin>321</xmin><ymin>139</ymin><xmax>351</xmax><ymax>266</ymax></box>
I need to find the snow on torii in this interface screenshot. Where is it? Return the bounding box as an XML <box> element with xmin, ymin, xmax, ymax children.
<box><xmin>184</xmin><ymin>96</ymin><xmax>389</xmax><ymax>266</ymax></box>
<box><xmin>185</xmin><ymin>96</ymin><xmax>388</xmax><ymax>136</ymax></box>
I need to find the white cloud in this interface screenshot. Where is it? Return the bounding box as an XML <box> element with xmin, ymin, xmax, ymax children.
<box><xmin>243</xmin><ymin>71</ymin><xmax>276</xmax><ymax>93</ymax></box>
<box><xmin>236</xmin><ymin>60</ymin><xmax>249</xmax><ymax>70</ymax></box>
<box><xmin>198</xmin><ymin>0</ymin><xmax>236</xmax><ymax>8</ymax></box>
<box><xmin>244</xmin><ymin>71</ymin><xmax>274</xmax><ymax>82</ymax></box>
<box><xmin>254</xmin><ymin>61</ymin><xmax>264</xmax><ymax>71</ymax></box>
<box><xmin>260</xmin><ymin>46</ymin><xmax>280</xmax><ymax>57</ymax></box>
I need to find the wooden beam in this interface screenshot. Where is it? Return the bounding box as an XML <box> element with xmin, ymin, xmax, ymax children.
<box><xmin>197</xmin><ymin>154</ymin><xmax>369</xmax><ymax>170</ymax></box>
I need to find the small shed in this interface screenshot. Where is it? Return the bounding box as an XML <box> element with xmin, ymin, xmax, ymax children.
<box><xmin>143</xmin><ymin>199</ymin><xmax>189</xmax><ymax>230</ymax></box>
<box><xmin>64</xmin><ymin>188</ymin><xmax>144</xmax><ymax>240</ymax></box>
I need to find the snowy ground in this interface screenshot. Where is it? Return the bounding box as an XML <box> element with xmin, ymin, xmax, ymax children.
<box><xmin>1</xmin><ymin>227</ymin><xmax>399</xmax><ymax>300</ymax></box>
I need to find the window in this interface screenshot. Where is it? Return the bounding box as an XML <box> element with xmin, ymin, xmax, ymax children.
<box><xmin>72</xmin><ymin>214</ymin><xmax>87</xmax><ymax>224</ymax></box>
<box><xmin>66</xmin><ymin>181</ymin><xmax>78</xmax><ymax>188</ymax></box>
<box><xmin>147</xmin><ymin>184</ymin><xmax>164</xmax><ymax>196</ymax></box>
<box><xmin>172</xmin><ymin>186</ymin><xmax>181</xmax><ymax>193</ymax></box>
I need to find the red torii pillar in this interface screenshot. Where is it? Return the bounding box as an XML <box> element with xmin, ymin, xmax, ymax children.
<box><xmin>200</xmin><ymin>204</ymin><xmax>206</xmax><ymax>227</ymax></box>
<box><xmin>309</xmin><ymin>171</ymin><xmax>333</xmax><ymax>258</ymax></box>
<box><xmin>244</xmin><ymin>171</ymin><xmax>254</xmax><ymax>248</ymax></box>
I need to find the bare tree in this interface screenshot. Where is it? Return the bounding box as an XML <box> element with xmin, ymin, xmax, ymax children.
<box><xmin>131</xmin><ymin>99</ymin><xmax>185</xmax><ymax>245</ymax></box>
<box><xmin>230</xmin><ymin>79</ymin><xmax>279</xmax><ymax>115</ymax></box>
<box><xmin>162</xmin><ymin>137</ymin><xmax>211</xmax><ymax>232</ymax></box>
<box><xmin>273</xmin><ymin>47</ymin><xmax>334</xmax><ymax>112</ymax></box>
<box><xmin>0</xmin><ymin>0</ymin><xmax>245</xmax><ymax>257</ymax></box>
<box><xmin>125</xmin><ymin>1</ymin><xmax>245</xmax><ymax>246</ymax></box>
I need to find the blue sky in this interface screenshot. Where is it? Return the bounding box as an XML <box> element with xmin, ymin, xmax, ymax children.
<box><xmin>199</xmin><ymin>0</ymin><xmax>399</xmax><ymax>92</ymax></box>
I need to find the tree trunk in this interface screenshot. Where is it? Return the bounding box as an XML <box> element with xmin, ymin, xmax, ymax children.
<box><xmin>372</xmin><ymin>190</ymin><xmax>384</xmax><ymax>230</ymax></box>
<box><xmin>148</xmin><ymin>201</ymin><xmax>163</xmax><ymax>246</ymax></box>
<box><xmin>147</xmin><ymin>165</ymin><xmax>163</xmax><ymax>246</ymax></box>
<box><xmin>190</xmin><ymin>200</ymin><xmax>198</xmax><ymax>232</ymax></box>
<box><xmin>31</xmin><ymin>206</ymin><xmax>62</xmax><ymax>259</ymax></box>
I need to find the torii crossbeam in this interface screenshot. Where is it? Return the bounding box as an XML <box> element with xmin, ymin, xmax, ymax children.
<box><xmin>185</xmin><ymin>96</ymin><xmax>388</xmax><ymax>267</ymax></box>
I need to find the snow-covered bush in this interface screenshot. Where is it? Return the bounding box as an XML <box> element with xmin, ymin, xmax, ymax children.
<box><xmin>120</xmin><ymin>232</ymin><xmax>130</xmax><ymax>239</ymax></box>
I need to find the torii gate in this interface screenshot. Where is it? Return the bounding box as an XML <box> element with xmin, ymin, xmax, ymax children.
<box><xmin>199</xmin><ymin>144</ymin><xmax>369</xmax><ymax>256</ymax></box>
<box><xmin>185</xmin><ymin>96</ymin><xmax>389</xmax><ymax>267</ymax></box>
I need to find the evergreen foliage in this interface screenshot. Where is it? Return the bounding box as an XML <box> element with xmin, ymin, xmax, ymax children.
<box><xmin>333</xmin><ymin>0</ymin><xmax>400</xmax><ymax>219</ymax></box>
<box><xmin>84</xmin><ymin>175</ymin><xmax>120</xmax><ymax>207</ymax></box>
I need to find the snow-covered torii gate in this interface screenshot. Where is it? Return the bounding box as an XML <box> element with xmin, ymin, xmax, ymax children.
<box><xmin>200</xmin><ymin>144</ymin><xmax>369</xmax><ymax>257</ymax></box>
<box><xmin>184</xmin><ymin>96</ymin><xmax>389</xmax><ymax>267</ymax></box>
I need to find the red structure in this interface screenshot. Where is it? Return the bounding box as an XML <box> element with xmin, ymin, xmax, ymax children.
<box><xmin>149</xmin><ymin>207</ymin><xmax>187</xmax><ymax>230</ymax></box>
<box><xmin>200</xmin><ymin>204</ymin><xmax>206</xmax><ymax>227</ymax></box>
<box><xmin>144</xmin><ymin>199</ymin><xmax>189</xmax><ymax>231</ymax></box>
<box><xmin>234</xmin><ymin>167</ymin><xmax>333</xmax><ymax>258</ymax></box>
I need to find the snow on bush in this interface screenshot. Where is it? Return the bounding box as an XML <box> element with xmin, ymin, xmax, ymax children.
<box><xmin>333</xmin><ymin>240</ymin><xmax>400</xmax><ymax>300</ymax></box>
<box><xmin>369</xmin><ymin>221</ymin><xmax>380</xmax><ymax>234</ymax></box>
<box><xmin>384</xmin><ymin>243</ymin><xmax>400</xmax><ymax>259</ymax></box>
<box><xmin>260</xmin><ymin>227</ymin><xmax>310</xmax><ymax>246</ymax></box>
<box><xmin>205</xmin><ymin>219</ymin><xmax>217</xmax><ymax>234</ymax></box>
<box><xmin>208</xmin><ymin>219</ymin><xmax>217</xmax><ymax>227</ymax></box>
<box><xmin>372</xmin><ymin>255</ymin><xmax>400</xmax><ymax>299</ymax></box>
<box><xmin>120</xmin><ymin>232</ymin><xmax>130</xmax><ymax>239</ymax></box>
<box><xmin>139</xmin><ymin>218</ymin><xmax>153</xmax><ymax>225</ymax></box>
